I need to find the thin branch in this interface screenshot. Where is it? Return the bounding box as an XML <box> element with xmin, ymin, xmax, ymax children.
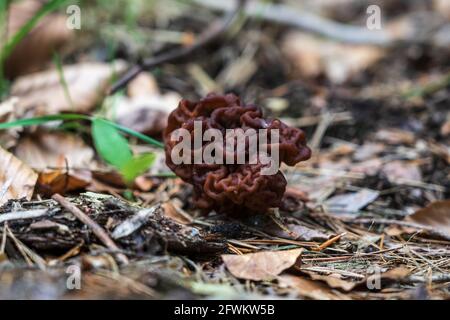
<box><xmin>52</xmin><ymin>193</ymin><xmax>129</xmax><ymax>265</ymax></box>
<box><xmin>193</xmin><ymin>0</ymin><xmax>394</xmax><ymax>46</ymax></box>
<box><xmin>0</xmin><ymin>209</ymin><xmax>48</xmax><ymax>224</ymax></box>
<box><xmin>109</xmin><ymin>0</ymin><xmax>246</xmax><ymax>94</ymax></box>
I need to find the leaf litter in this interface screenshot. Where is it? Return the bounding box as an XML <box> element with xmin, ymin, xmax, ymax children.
<box><xmin>0</xmin><ymin>0</ymin><xmax>449</xmax><ymax>300</ymax></box>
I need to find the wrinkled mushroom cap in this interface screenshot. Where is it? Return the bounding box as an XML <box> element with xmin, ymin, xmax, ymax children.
<box><xmin>164</xmin><ymin>93</ymin><xmax>311</xmax><ymax>214</ymax></box>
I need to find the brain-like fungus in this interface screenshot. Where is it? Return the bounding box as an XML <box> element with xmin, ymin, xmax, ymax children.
<box><xmin>164</xmin><ymin>93</ymin><xmax>311</xmax><ymax>214</ymax></box>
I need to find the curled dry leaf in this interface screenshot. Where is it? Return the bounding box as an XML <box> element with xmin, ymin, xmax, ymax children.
<box><xmin>222</xmin><ymin>248</ymin><xmax>303</xmax><ymax>281</ymax></box>
<box><xmin>407</xmin><ymin>200</ymin><xmax>450</xmax><ymax>238</ymax></box>
<box><xmin>15</xmin><ymin>132</ymin><xmax>95</xmax><ymax>195</ymax></box>
<box><xmin>0</xmin><ymin>146</ymin><xmax>37</xmax><ymax>205</ymax></box>
<box><xmin>11</xmin><ymin>61</ymin><xmax>127</xmax><ymax>115</ymax></box>
<box><xmin>281</xmin><ymin>32</ymin><xmax>385</xmax><ymax>84</ymax></box>
<box><xmin>4</xmin><ymin>0</ymin><xmax>73</xmax><ymax>78</ymax></box>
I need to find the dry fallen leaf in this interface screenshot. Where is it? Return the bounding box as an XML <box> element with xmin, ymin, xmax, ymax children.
<box><xmin>114</xmin><ymin>73</ymin><xmax>180</xmax><ymax>136</ymax></box>
<box><xmin>11</xmin><ymin>61</ymin><xmax>127</xmax><ymax>115</ymax></box>
<box><xmin>382</xmin><ymin>160</ymin><xmax>422</xmax><ymax>183</ymax></box>
<box><xmin>4</xmin><ymin>0</ymin><xmax>73</xmax><ymax>78</ymax></box>
<box><xmin>278</xmin><ymin>275</ymin><xmax>344</xmax><ymax>300</ymax></box>
<box><xmin>0</xmin><ymin>146</ymin><xmax>38</xmax><ymax>205</ymax></box>
<box><xmin>407</xmin><ymin>200</ymin><xmax>450</xmax><ymax>238</ymax></box>
<box><xmin>282</xmin><ymin>32</ymin><xmax>385</xmax><ymax>84</ymax></box>
<box><xmin>266</xmin><ymin>221</ymin><xmax>330</xmax><ymax>242</ymax></box>
<box><xmin>15</xmin><ymin>132</ymin><xmax>95</xmax><ymax>195</ymax></box>
<box><xmin>222</xmin><ymin>248</ymin><xmax>303</xmax><ymax>281</ymax></box>
<box><xmin>15</xmin><ymin>131</ymin><xmax>94</xmax><ymax>171</ymax></box>
<box><xmin>325</xmin><ymin>189</ymin><xmax>379</xmax><ymax>215</ymax></box>
<box><xmin>303</xmin><ymin>271</ymin><xmax>359</xmax><ymax>292</ymax></box>
<box><xmin>0</xmin><ymin>98</ymin><xmax>20</xmax><ymax>149</ymax></box>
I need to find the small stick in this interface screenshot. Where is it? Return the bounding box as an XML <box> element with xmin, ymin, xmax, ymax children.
<box><xmin>0</xmin><ymin>209</ymin><xmax>48</xmax><ymax>224</ymax></box>
<box><xmin>109</xmin><ymin>0</ymin><xmax>246</xmax><ymax>94</ymax></box>
<box><xmin>52</xmin><ymin>193</ymin><xmax>128</xmax><ymax>265</ymax></box>
<box><xmin>303</xmin><ymin>245</ymin><xmax>403</xmax><ymax>262</ymax></box>
<box><xmin>312</xmin><ymin>232</ymin><xmax>346</xmax><ymax>252</ymax></box>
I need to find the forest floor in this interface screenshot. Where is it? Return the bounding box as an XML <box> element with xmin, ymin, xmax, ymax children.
<box><xmin>0</xmin><ymin>0</ymin><xmax>449</xmax><ymax>299</ymax></box>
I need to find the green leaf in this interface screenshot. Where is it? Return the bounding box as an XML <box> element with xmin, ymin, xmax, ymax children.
<box><xmin>91</xmin><ymin>118</ymin><xmax>132</xmax><ymax>169</ymax></box>
<box><xmin>120</xmin><ymin>153</ymin><xmax>156</xmax><ymax>182</ymax></box>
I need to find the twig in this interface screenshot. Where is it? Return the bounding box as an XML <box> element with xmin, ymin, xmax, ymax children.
<box><xmin>298</xmin><ymin>266</ymin><xmax>365</xmax><ymax>279</ymax></box>
<box><xmin>0</xmin><ymin>209</ymin><xmax>48</xmax><ymax>224</ymax></box>
<box><xmin>109</xmin><ymin>0</ymin><xmax>246</xmax><ymax>94</ymax></box>
<box><xmin>111</xmin><ymin>204</ymin><xmax>161</xmax><ymax>239</ymax></box>
<box><xmin>302</xmin><ymin>245</ymin><xmax>404</xmax><ymax>263</ymax></box>
<box><xmin>52</xmin><ymin>193</ymin><xmax>128</xmax><ymax>265</ymax></box>
<box><xmin>193</xmin><ymin>0</ymin><xmax>394</xmax><ymax>46</ymax></box>
<box><xmin>407</xmin><ymin>274</ymin><xmax>450</xmax><ymax>284</ymax></box>
<box><xmin>310</xmin><ymin>112</ymin><xmax>335</xmax><ymax>151</ymax></box>
<box><xmin>312</xmin><ymin>232</ymin><xmax>346</xmax><ymax>252</ymax></box>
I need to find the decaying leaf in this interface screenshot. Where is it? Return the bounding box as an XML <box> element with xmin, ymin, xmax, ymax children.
<box><xmin>11</xmin><ymin>61</ymin><xmax>127</xmax><ymax>115</ymax></box>
<box><xmin>266</xmin><ymin>221</ymin><xmax>330</xmax><ymax>242</ymax></box>
<box><xmin>0</xmin><ymin>146</ymin><xmax>38</xmax><ymax>205</ymax></box>
<box><xmin>15</xmin><ymin>132</ymin><xmax>94</xmax><ymax>195</ymax></box>
<box><xmin>222</xmin><ymin>248</ymin><xmax>303</xmax><ymax>281</ymax></box>
<box><xmin>114</xmin><ymin>73</ymin><xmax>180</xmax><ymax>136</ymax></box>
<box><xmin>281</xmin><ymin>32</ymin><xmax>385</xmax><ymax>84</ymax></box>
<box><xmin>0</xmin><ymin>98</ymin><xmax>20</xmax><ymax>149</ymax></box>
<box><xmin>325</xmin><ymin>188</ymin><xmax>379</xmax><ymax>214</ymax></box>
<box><xmin>303</xmin><ymin>271</ymin><xmax>359</xmax><ymax>292</ymax></box>
<box><xmin>407</xmin><ymin>200</ymin><xmax>450</xmax><ymax>238</ymax></box>
<box><xmin>4</xmin><ymin>0</ymin><xmax>74</xmax><ymax>78</ymax></box>
<box><xmin>278</xmin><ymin>275</ymin><xmax>344</xmax><ymax>300</ymax></box>
<box><xmin>382</xmin><ymin>160</ymin><xmax>422</xmax><ymax>183</ymax></box>
<box><xmin>15</xmin><ymin>131</ymin><xmax>94</xmax><ymax>171</ymax></box>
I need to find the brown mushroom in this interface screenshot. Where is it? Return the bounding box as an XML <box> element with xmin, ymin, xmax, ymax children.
<box><xmin>164</xmin><ymin>93</ymin><xmax>311</xmax><ymax>214</ymax></box>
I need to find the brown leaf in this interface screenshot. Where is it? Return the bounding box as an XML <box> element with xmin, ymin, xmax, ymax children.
<box><xmin>303</xmin><ymin>271</ymin><xmax>359</xmax><ymax>292</ymax></box>
<box><xmin>278</xmin><ymin>275</ymin><xmax>344</xmax><ymax>300</ymax></box>
<box><xmin>36</xmin><ymin>169</ymin><xmax>92</xmax><ymax>196</ymax></box>
<box><xmin>11</xmin><ymin>61</ymin><xmax>126</xmax><ymax>115</ymax></box>
<box><xmin>15</xmin><ymin>131</ymin><xmax>94</xmax><ymax>171</ymax></box>
<box><xmin>222</xmin><ymin>248</ymin><xmax>303</xmax><ymax>281</ymax></box>
<box><xmin>0</xmin><ymin>146</ymin><xmax>37</xmax><ymax>205</ymax></box>
<box><xmin>4</xmin><ymin>0</ymin><xmax>73</xmax><ymax>78</ymax></box>
<box><xmin>407</xmin><ymin>200</ymin><xmax>450</xmax><ymax>237</ymax></box>
<box><xmin>15</xmin><ymin>132</ymin><xmax>94</xmax><ymax>195</ymax></box>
